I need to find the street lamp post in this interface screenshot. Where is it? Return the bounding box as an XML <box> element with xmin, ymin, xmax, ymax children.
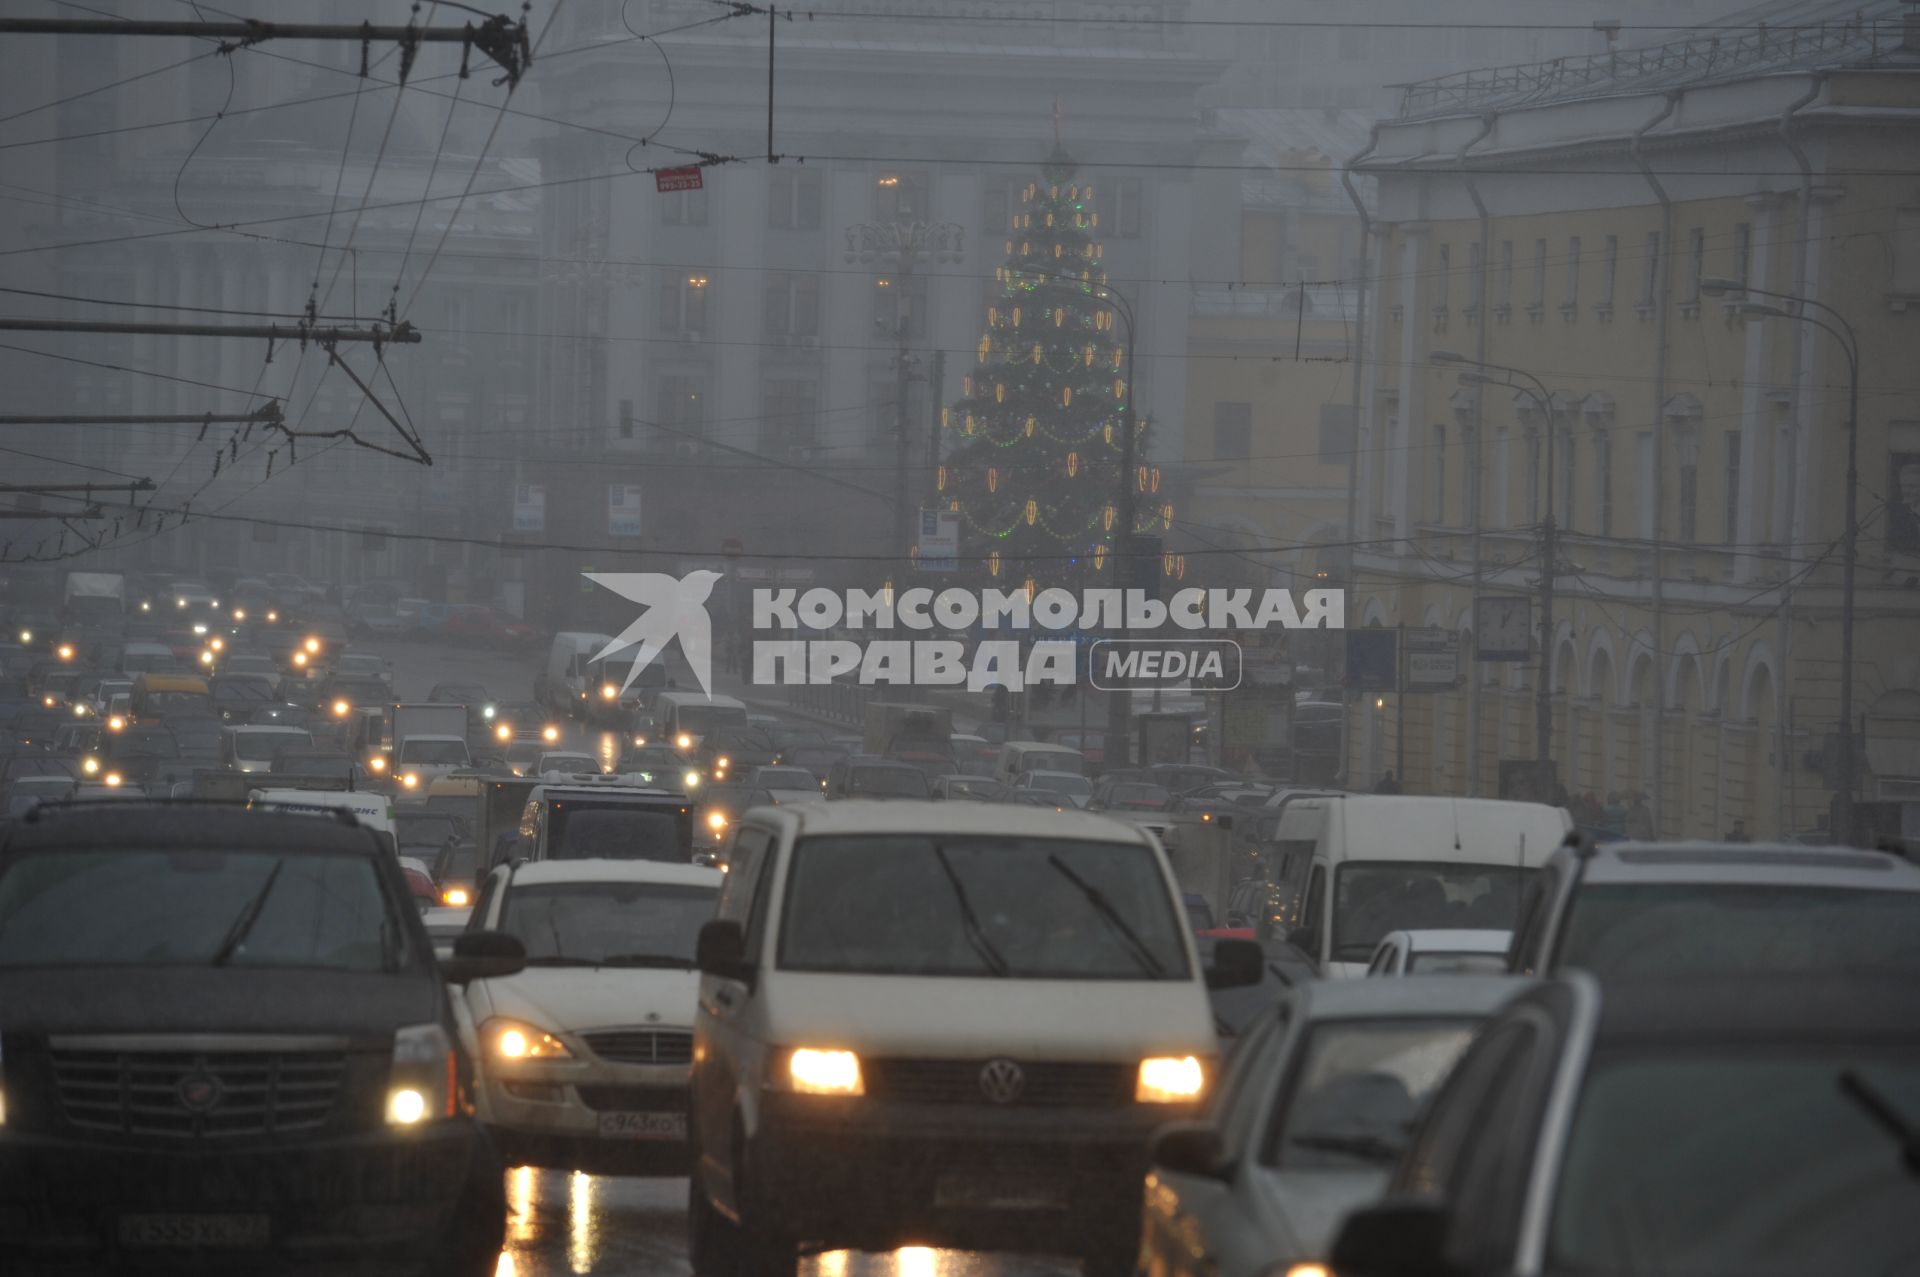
<box><xmin>844</xmin><ymin>214</ymin><xmax>965</xmax><ymax>558</ymax></box>
<box><xmin>1699</xmin><ymin>277</ymin><xmax>1862</xmax><ymax>841</ymax></box>
<box><xmin>1434</xmin><ymin>352</ymin><xmax>1559</xmax><ymax>772</ymax></box>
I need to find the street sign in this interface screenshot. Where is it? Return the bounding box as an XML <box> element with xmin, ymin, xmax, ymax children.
<box><xmin>1405</xmin><ymin>625</ymin><xmax>1453</xmax><ymax>651</ymax></box>
<box><xmin>1407</xmin><ymin>649</ymin><xmax>1459</xmax><ymax>689</ymax></box>
<box><xmin>608</xmin><ymin>484</ymin><xmax>642</xmax><ymax>537</ymax></box>
<box><xmin>917</xmin><ymin>509</ymin><xmax>958</xmax><ymax>571</ymax></box>
<box><xmin>655</xmin><ymin>166</ymin><xmax>704</xmax><ymax>192</ymax></box>
<box><xmin>1345</xmin><ymin>629</ymin><xmax>1399</xmax><ymax>692</ymax></box>
<box><xmin>1475</xmin><ymin>595</ymin><xmax>1532</xmax><ymax>661</ymax></box>
<box><xmin>511</xmin><ymin>483</ymin><xmax>545</xmax><ymax>532</ymax></box>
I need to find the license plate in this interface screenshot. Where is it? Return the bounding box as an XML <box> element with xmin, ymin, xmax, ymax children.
<box><xmin>119</xmin><ymin>1213</ymin><xmax>271</xmax><ymax>1249</ymax></box>
<box><xmin>595</xmin><ymin>1110</ymin><xmax>687</xmax><ymax>1141</ymax></box>
<box><xmin>934</xmin><ymin>1172</ymin><xmax>1068</xmax><ymax>1212</ymax></box>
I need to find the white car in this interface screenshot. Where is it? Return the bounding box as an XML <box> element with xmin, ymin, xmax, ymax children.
<box><xmin>1016</xmin><ymin>767</ymin><xmax>1094</xmax><ymax>808</ymax></box>
<box><xmin>462</xmin><ymin>858</ymin><xmax>723</xmax><ymax>1173</ymax></box>
<box><xmin>535</xmin><ymin>751</ymin><xmax>603</xmax><ymax>776</ymax></box>
<box><xmin>1365</xmin><ymin>929</ymin><xmax>1514</xmax><ymax>976</ymax></box>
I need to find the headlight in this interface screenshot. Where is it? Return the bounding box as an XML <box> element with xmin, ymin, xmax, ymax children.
<box><xmin>632</xmin><ymin>735</ymin><xmax>647</xmax><ymax>748</ymax></box>
<box><xmin>1136</xmin><ymin>1056</ymin><xmax>1206</xmax><ymax>1103</ymax></box>
<box><xmin>542</xmin><ymin>726</ymin><xmax>560</xmax><ymax>743</ymax></box>
<box><xmin>1280</xmin><ymin>1266</ymin><xmax>1332</xmax><ymax>1277</ymax></box>
<box><xmin>332</xmin><ymin>699</ymin><xmax>351</xmax><ymax>717</ymax></box>
<box><xmin>400</xmin><ymin>773</ymin><xmax>419</xmax><ymax>789</ymax></box>
<box><xmin>368</xmin><ymin>755</ymin><xmax>388</xmax><ymax>773</ymax></box>
<box><xmin>42</xmin><ymin>695</ymin><xmax>55</xmax><ymax>708</ymax></box>
<box><xmin>17</xmin><ymin>629</ymin><xmax>30</xmax><ymax>643</ymax></box>
<box><xmin>140</xmin><ymin>602</ymin><xmax>151</xmax><ymax>612</ymax></box>
<box><xmin>176</xmin><ymin>598</ymin><xmax>187</xmax><ymax>608</ymax></box>
<box><xmin>56</xmin><ymin>643</ymin><xmax>74</xmax><ymax>661</ymax></box>
<box><xmin>716</xmin><ymin>755</ymin><xmax>731</xmax><ymax>770</ymax></box>
<box><xmin>683</xmin><ymin>771</ymin><xmax>701</xmax><ymax>789</ymax></box>
<box><xmin>72</xmin><ymin>703</ymin><xmax>88</xmax><ymax>718</ymax></box>
<box><xmin>292</xmin><ymin>651</ymin><xmax>308</xmax><ymax>667</ymax></box>
<box><xmin>107</xmin><ymin>715</ymin><xmax>125</xmax><ymax>731</ymax></box>
<box><xmin>82</xmin><ymin>756</ymin><xmax>100</xmax><ymax>775</ymax></box>
<box><xmin>233</xmin><ymin>609</ymin><xmax>246</xmax><ymax>622</ymax></box>
<box><xmin>304</xmin><ymin>637</ymin><xmax>321</xmax><ymax>654</ymax></box>
<box><xmin>266</xmin><ymin>610</ymin><xmax>278</xmax><ymax>622</ymax></box>
<box><xmin>707</xmin><ymin>811</ymin><xmax>729</xmax><ymax>831</ymax></box>
<box><xmin>787</xmin><ymin>1048</ymin><xmax>863</xmax><ymax>1096</ymax></box>
<box><xmin>209</xmin><ymin>637</ymin><xmax>224</xmax><ymax>652</ymax></box>
<box><xmin>600</xmin><ymin>684</ymin><xmax>617</xmax><ymax>701</ymax></box>
<box><xmin>482</xmin><ymin>705</ymin><xmax>496</xmax><ymax>720</ymax></box>
<box><xmin>199</xmin><ymin>651</ymin><xmax>215</xmax><ymax>666</ymax></box>
<box><xmin>192</xmin><ymin>623</ymin><xmax>207</xmax><ymax>636</ymax></box>
<box><xmin>103</xmin><ymin>772</ymin><xmax>123</xmax><ymax>787</ymax></box>
<box><xmin>442</xmin><ymin>887</ymin><xmax>470</xmax><ymax>907</ymax></box>
<box><xmin>485</xmin><ymin>1018</ymin><xmax>572</xmax><ymax>1061</ymax></box>
<box><xmin>496</xmin><ymin>724</ymin><xmax>512</xmax><ymax>741</ymax></box>
<box><xmin>387</xmin><ymin>1022</ymin><xmax>456</xmax><ymax>1126</ymax></box>
<box><xmin>675</xmin><ymin>733</ymin><xmax>693</xmax><ymax>750</ymax></box>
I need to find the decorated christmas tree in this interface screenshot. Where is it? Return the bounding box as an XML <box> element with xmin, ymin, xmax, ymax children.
<box><xmin>938</xmin><ymin>146</ymin><xmax>1166</xmax><ymax>594</ymax></box>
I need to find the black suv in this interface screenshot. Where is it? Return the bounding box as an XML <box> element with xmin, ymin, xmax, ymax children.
<box><xmin>0</xmin><ymin>801</ymin><xmax>525</xmax><ymax>1275</ymax></box>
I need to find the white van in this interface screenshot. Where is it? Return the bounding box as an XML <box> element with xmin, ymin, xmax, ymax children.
<box><xmin>992</xmin><ymin>740</ymin><xmax>1088</xmax><ymax>788</ymax></box>
<box><xmin>688</xmin><ymin>801</ymin><xmax>1260</xmax><ymax>1274</ymax></box>
<box><xmin>247</xmin><ymin>787</ymin><xmax>399</xmax><ymax>857</ymax></box>
<box><xmin>652</xmin><ymin>690</ymin><xmax>748</xmax><ymax>751</ymax></box>
<box><xmin>1275</xmin><ymin>794</ymin><xmax>1572</xmax><ymax>978</ymax></box>
<box><xmin>538</xmin><ymin>631</ymin><xmax>614</xmax><ymax>715</ymax></box>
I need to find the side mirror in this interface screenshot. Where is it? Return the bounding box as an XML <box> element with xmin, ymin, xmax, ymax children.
<box><xmin>439</xmin><ymin>929</ymin><xmax>525</xmax><ymax>984</ymax></box>
<box><xmin>1149</xmin><ymin>1121</ymin><xmax>1227</xmax><ymax>1179</ymax></box>
<box><xmin>696</xmin><ymin>918</ymin><xmax>755</xmax><ymax>985</ymax></box>
<box><xmin>1328</xmin><ymin>1197</ymin><xmax>1452</xmax><ymax>1277</ymax></box>
<box><xmin>1205</xmin><ymin>937</ymin><xmax>1264</xmax><ymax>990</ymax></box>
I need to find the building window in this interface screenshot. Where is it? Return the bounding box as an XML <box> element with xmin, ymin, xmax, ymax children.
<box><xmin>1560</xmin><ymin>435</ymin><xmax>1576</xmax><ymax>530</ymax></box>
<box><xmin>1213</xmin><ymin>402</ymin><xmax>1252</xmax><ymax>459</ymax></box>
<box><xmin>1596</xmin><ymin>432</ymin><xmax>1613</xmax><ymax>536</ymax></box>
<box><xmin>1725</xmin><ymin>431</ymin><xmax>1742</xmax><ymax>543</ymax></box>
<box><xmin>1531</xmin><ymin>238</ymin><xmax>1547</xmax><ymax>311</ymax></box>
<box><xmin>1095</xmin><ymin>178</ymin><xmax>1144</xmax><ymax>239</ymax></box>
<box><xmin>1641</xmin><ymin>231</ymin><xmax>1661</xmax><ymax>307</ymax></box>
<box><xmin>875</xmin><ymin>170</ymin><xmax>930</xmax><ymax>220</ymax></box>
<box><xmin>1499</xmin><ymin>240</ymin><xmax>1514</xmax><ymax>306</ymax></box>
<box><xmin>1495</xmin><ymin>428</ymin><xmax>1511</xmax><ymax>527</ymax></box>
<box><xmin>983</xmin><ymin>176</ymin><xmax>1016</xmax><ymax>234</ymax></box>
<box><xmin>1636</xmin><ymin>432</ymin><xmax>1656</xmax><ymax>538</ymax></box>
<box><xmin>760</xmin><ymin>379</ymin><xmax>818</xmax><ymax>455</ymax></box>
<box><xmin>1564</xmin><ymin>236</ymin><xmax>1581</xmax><ymax>308</ymax></box>
<box><xmin>1679</xmin><ymin>459</ymin><xmax>1699</xmax><ymax>543</ymax></box>
<box><xmin>1601</xmin><ymin>235</ymin><xmax>1618</xmax><ymax>307</ymax></box>
<box><xmin>872</xmin><ymin>274</ymin><xmax>929</xmax><ymax>340</ymax></box>
<box><xmin>1431</xmin><ymin>424</ymin><xmax>1447</xmax><ymax>523</ymax></box>
<box><xmin>658</xmin><ymin>270</ymin><xmax>710</xmax><ymax>334</ymax></box>
<box><xmin>763</xmin><ymin>272</ymin><xmax>820</xmax><ymax>338</ymax></box>
<box><xmin>1435</xmin><ymin>243</ymin><xmax>1450</xmax><ymax>311</ymax></box>
<box><xmin>659</xmin><ymin>186</ymin><xmax>708</xmax><ymax>227</ymax></box>
<box><xmin>1318</xmin><ymin>404</ymin><xmax>1356</xmax><ymax>463</ymax></box>
<box><xmin>1732</xmin><ymin>222</ymin><xmax>1752</xmax><ymax>287</ymax></box>
<box><xmin>1468</xmin><ymin>242</ymin><xmax>1484</xmax><ymax>311</ymax></box>
<box><xmin>1685</xmin><ymin>227</ymin><xmax>1705</xmax><ymax>301</ymax></box>
<box><xmin>768</xmin><ymin>169</ymin><xmax>822</xmax><ymax>230</ymax></box>
<box><xmin>618</xmin><ymin>397</ymin><xmax>635</xmax><ymax>440</ymax></box>
<box><xmin>1526</xmin><ymin>431</ymin><xmax>1542</xmax><ymax>522</ymax></box>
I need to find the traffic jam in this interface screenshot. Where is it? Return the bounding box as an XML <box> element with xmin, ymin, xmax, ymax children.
<box><xmin>0</xmin><ymin>563</ymin><xmax>1912</xmax><ymax>1277</ymax></box>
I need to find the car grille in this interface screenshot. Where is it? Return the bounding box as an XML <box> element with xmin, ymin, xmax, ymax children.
<box><xmin>49</xmin><ymin>1047</ymin><xmax>348</xmax><ymax>1139</ymax></box>
<box><xmin>862</xmin><ymin>1059</ymin><xmax>1134</xmax><ymax>1108</ymax></box>
<box><xmin>581</xmin><ymin>1029</ymin><xmax>694</xmax><ymax>1066</ymax></box>
<box><xmin>574</xmin><ymin>1084</ymin><xmax>688</xmax><ymax>1113</ymax></box>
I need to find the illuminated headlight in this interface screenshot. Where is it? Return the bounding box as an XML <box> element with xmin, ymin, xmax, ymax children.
<box><xmin>140</xmin><ymin>602</ymin><xmax>151</xmax><ymax>612</ymax></box>
<box><xmin>1280</xmin><ymin>1266</ymin><xmax>1332</xmax><ymax>1277</ymax></box>
<box><xmin>386</xmin><ymin>1022</ymin><xmax>456</xmax><ymax>1126</ymax></box>
<box><xmin>716</xmin><ymin>755</ymin><xmax>731</xmax><ymax>771</ymax></box>
<box><xmin>675</xmin><ymin>733</ymin><xmax>693</xmax><ymax>751</ymax></box>
<box><xmin>304</xmin><ymin>637</ymin><xmax>321</xmax><ymax>654</ymax></box>
<box><xmin>707</xmin><ymin>811</ymin><xmax>729</xmax><ymax>832</ymax></box>
<box><xmin>482</xmin><ymin>705</ymin><xmax>496</xmax><ymax>720</ymax></box>
<box><xmin>81</xmin><ymin>756</ymin><xmax>100</xmax><ymax>775</ymax></box>
<box><xmin>683</xmin><ymin>771</ymin><xmax>701</xmax><ymax>789</ymax></box>
<box><xmin>192</xmin><ymin>623</ymin><xmax>208</xmax><ymax>636</ymax></box>
<box><xmin>292</xmin><ymin>652</ymin><xmax>308</xmax><ymax>667</ymax></box>
<box><xmin>632</xmin><ymin>735</ymin><xmax>647</xmax><ymax>748</ymax></box>
<box><xmin>485</xmin><ymin>1018</ymin><xmax>572</xmax><ymax>1061</ymax></box>
<box><xmin>233</xmin><ymin>609</ymin><xmax>246</xmax><ymax>622</ymax></box>
<box><xmin>368</xmin><ymin>755</ymin><xmax>388</xmax><ymax>773</ymax></box>
<box><xmin>400</xmin><ymin>773</ymin><xmax>419</xmax><ymax>789</ymax></box>
<box><xmin>332</xmin><ymin>699</ymin><xmax>351</xmax><ymax>717</ymax></box>
<box><xmin>199</xmin><ymin>651</ymin><xmax>215</xmax><ymax>666</ymax></box>
<box><xmin>176</xmin><ymin>598</ymin><xmax>187</xmax><ymax>608</ymax></box>
<box><xmin>786</xmin><ymin>1048</ymin><xmax>863</xmax><ymax>1096</ymax></box>
<box><xmin>266</xmin><ymin>610</ymin><xmax>278</xmax><ymax>623</ymax></box>
<box><xmin>107</xmin><ymin>715</ymin><xmax>125</xmax><ymax>731</ymax></box>
<box><xmin>495</xmin><ymin>724</ymin><xmax>512</xmax><ymax>742</ymax></box>
<box><xmin>17</xmin><ymin>629</ymin><xmax>31</xmax><ymax>643</ymax></box>
<box><xmin>209</xmin><ymin>637</ymin><xmax>224</xmax><ymax>652</ymax></box>
<box><xmin>442</xmin><ymin>887</ymin><xmax>470</xmax><ymax>907</ymax></box>
<box><xmin>103</xmin><ymin>772</ymin><xmax>123</xmax><ymax>787</ymax></box>
<box><xmin>56</xmin><ymin>644</ymin><xmax>74</xmax><ymax>661</ymax></box>
<box><xmin>72</xmin><ymin>703</ymin><xmax>88</xmax><ymax>718</ymax></box>
<box><xmin>600</xmin><ymin>684</ymin><xmax>617</xmax><ymax>701</ymax></box>
<box><xmin>42</xmin><ymin>695</ymin><xmax>55</xmax><ymax>708</ymax></box>
<box><xmin>1136</xmin><ymin>1056</ymin><xmax>1206</xmax><ymax>1103</ymax></box>
<box><xmin>542</xmin><ymin>726</ymin><xmax>560</xmax><ymax>743</ymax></box>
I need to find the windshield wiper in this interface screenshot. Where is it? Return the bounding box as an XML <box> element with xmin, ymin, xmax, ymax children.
<box><xmin>1287</xmin><ymin>1131</ymin><xmax>1405</xmax><ymax>1164</ymax></box>
<box><xmin>1839</xmin><ymin>1070</ymin><xmax>1920</xmax><ymax>1179</ymax></box>
<box><xmin>210</xmin><ymin>860</ymin><xmax>285</xmax><ymax>967</ymax></box>
<box><xmin>1044</xmin><ymin>854</ymin><xmax>1167</xmax><ymax>978</ymax></box>
<box><xmin>930</xmin><ymin>843</ymin><xmax>1011</xmax><ymax>977</ymax></box>
<box><xmin>522</xmin><ymin>955</ymin><xmax>600</xmax><ymax>967</ymax></box>
<box><xmin>597</xmin><ymin>953</ymin><xmax>697</xmax><ymax>969</ymax></box>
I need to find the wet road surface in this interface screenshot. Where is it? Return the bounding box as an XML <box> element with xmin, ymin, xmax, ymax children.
<box><xmin>494</xmin><ymin>1169</ymin><xmax>1077</xmax><ymax>1277</ymax></box>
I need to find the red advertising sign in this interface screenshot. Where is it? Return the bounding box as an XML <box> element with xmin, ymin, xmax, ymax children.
<box><xmin>655</xmin><ymin>166</ymin><xmax>704</xmax><ymax>193</ymax></box>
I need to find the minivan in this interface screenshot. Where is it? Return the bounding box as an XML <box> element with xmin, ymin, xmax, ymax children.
<box><xmin>992</xmin><ymin>739</ymin><xmax>1087</xmax><ymax>788</ymax></box>
<box><xmin>654</xmin><ymin>691</ymin><xmax>750</xmax><ymax>751</ymax></box>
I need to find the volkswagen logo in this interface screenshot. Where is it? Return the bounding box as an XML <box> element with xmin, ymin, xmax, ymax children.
<box><xmin>176</xmin><ymin>1069</ymin><xmax>223</xmax><ymax>1113</ymax></box>
<box><xmin>978</xmin><ymin>1058</ymin><xmax>1025</xmax><ymax>1105</ymax></box>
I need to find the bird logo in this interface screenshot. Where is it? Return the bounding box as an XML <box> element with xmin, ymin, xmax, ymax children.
<box><xmin>584</xmin><ymin>570</ymin><xmax>724</xmax><ymax>700</ymax></box>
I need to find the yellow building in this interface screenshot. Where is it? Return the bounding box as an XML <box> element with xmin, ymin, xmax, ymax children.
<box><xmin>1344</xmin><ymin>6</ymin><xmax>1920</xmax><ymax>840</ymax></box>
<box><xmin>1179</xmin><ymin>110</ymin><xmax>1373</xmax><ymax>606</ymax></box>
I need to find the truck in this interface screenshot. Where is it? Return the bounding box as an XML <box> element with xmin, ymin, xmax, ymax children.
<box><xmin>862</xmin><ymin>701</ymin><xmax>954</xmax><ymax>759</ymax></box>
<box><xmin>536</xmin><ymin>632</ymin><xmax>614</xmax><ymax>716</ymax></box>
<box><xmin>63</xmin><ymin>572</ymin><xmax>125</xmax><ymax>626</ymax></box>
<box><xmin>390</xmin><ymin>702</ymin><xmax>471</xmax><ymax>802</ymax></box>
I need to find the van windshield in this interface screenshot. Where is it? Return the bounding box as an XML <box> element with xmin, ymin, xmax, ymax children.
<box><xmin>547</xmin><ymin>804</ymin><xmax>690</xmax><ymax>862</ymax></box>
<box><xmin>1332</xmin><ymin>860</ymin><xmax>1533</xmax><ymax>961</ymax></box>
<box><xmin>675</xmin><ymin>705</ymin><xmax>747</xmax><ymax>737</ymax></box>
<box><xmin>779</xmin><ymin>835</ymin><xmax>1191</xmax><ymax>980</ymax></box>
<box><xmin>399</xmin><ymin>739</ymin><xmax>469</xmax><ymax>765</ymax></box>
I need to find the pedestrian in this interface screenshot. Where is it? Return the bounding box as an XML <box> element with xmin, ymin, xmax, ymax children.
<box><xmin>1724</xmin><ymin>818</ymin><xmax>1751</xmax><ymax>843</ymax></box>
<box><xmin>1374</xmin><ymin>770</ymin><xmax>1403</xmax><ymax>795</ymax></box>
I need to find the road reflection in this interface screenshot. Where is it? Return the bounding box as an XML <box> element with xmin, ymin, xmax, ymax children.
<box><xmin>495</xmin><ymin>1169</ymin><xmax>1077</xmax><ymax>1277</ymax></box>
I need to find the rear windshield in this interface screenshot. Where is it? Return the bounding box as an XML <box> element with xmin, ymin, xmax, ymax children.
<box><xmin>400</xmin><ymin>739</ymin><xmax>469</xmax><ymax>765</ymax></box>
<box><xmin>233</xmin><ymin>732</ymin><xmax>305</xmax><ymax>761</ymax></box>
<box><xmin>778</xmin><ymin>834</ymin><xmax>1190</xmax><ymax>980</ymax></box>
<box><xmin>139</xmin><ymin>690</ymin><xmax>207</xmax><ymax>712</ymax></box>
<box><xmin>1023</xmin><ymin>750</ymin><xmax>1085</xmax><ymax>775</ymax></box>
<box><xmin>547</xmin><ymin>803</ymin><xmax>690</xmax><ymax>862</ymax></box>
<box><xmin>1333</xmin><ymin>861</ymin><xmax>1533</xmax><ymax>961</ymax></box>
<box><xmin>1558</xmin><ymin>883</ymin><xmax>1920</xmax><ymax>976</ymax></box>
<box><xmin>849</xmin><ymin>766</ymin><xmax>930</xmax><ymax>798</ymax></box>
<box><xmin>0</xmin><ymin>849</ymin><xmax>402</xmax><ymax>971</ymax></box>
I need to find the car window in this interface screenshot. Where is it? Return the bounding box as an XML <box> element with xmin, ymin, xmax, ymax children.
<box><xmin>1397</xmin><ymin>1020</ymin><xmax>1539</xmax><ymax>1202</ymax></box>
<box><xmin>1555</xmin><ymin>884</ymin><xmax>1920</xmax><ymax>977</ymax></box>
<box><xmin>499</xmin><ymin>881</ymin><xmax>718</xmax><ymax>966</ymax></box>
<box><xmin>545</xmin><ymin>804</ymin><xmax>688</xmax><ymax>862</ymax></box>
<box><xmin>1332</xmin><ymin>861</ymin><xmax>1534</xmax><ymax>963</ymax></box>
<box><xmin>1261</xmin><ymin>1019</ymin><xmax>1481</xmax><ymax>1171</ymax></box>
<box><xmin>717</xmin><ymin>826</ymin><xmax>771</xmax><ymax>927</ymax></box>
